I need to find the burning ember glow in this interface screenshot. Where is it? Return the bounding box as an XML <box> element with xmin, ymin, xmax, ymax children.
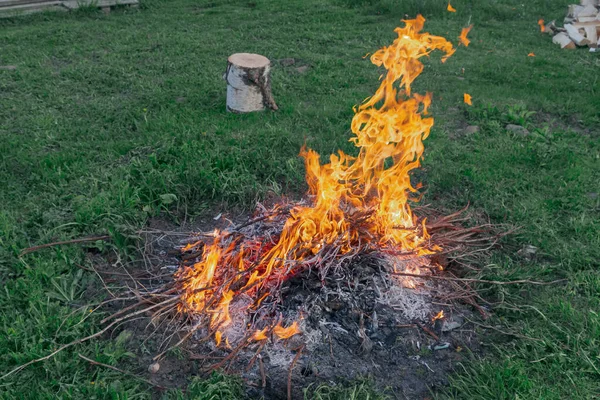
<box><xmin>175</xmin><ymin>16</ymin><xmax>466</xmax><ymax>348</ymax></box>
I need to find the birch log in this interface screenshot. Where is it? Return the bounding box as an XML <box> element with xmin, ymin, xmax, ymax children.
<box><xmin>225</xmin><ymin>53</ymin><xmax>278</xmax><ymax>113</ymax></box>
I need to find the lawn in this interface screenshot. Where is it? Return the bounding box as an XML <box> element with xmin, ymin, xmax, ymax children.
<box><xmin>1</xmin><ymin>0</ymin><xmax>599</xmax><ymax>398</ymax></box>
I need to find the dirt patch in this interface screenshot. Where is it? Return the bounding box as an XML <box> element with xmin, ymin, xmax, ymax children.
<box><xmin>84</xmin><ymin>207</ymin><xmax>487</xmax><ymax>399</ymax></box>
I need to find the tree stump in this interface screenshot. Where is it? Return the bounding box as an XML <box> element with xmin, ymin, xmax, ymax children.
<box><xmin>226</xmin><ymin>53</ymin><xmax>278</xmax><ymax>113</ymax></box>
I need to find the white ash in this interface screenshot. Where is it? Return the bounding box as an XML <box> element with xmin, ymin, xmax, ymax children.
<box><xmin>377</xmin><ymin>284</ymin><xmax>432</xmax><ymax>321</ymax></box>
<box><xmin>299</xmin><ymin>316</ymin><xmax>323</xmax><ymax>351</ymax></box>
<box><xmin>265</xmin><ymin>343</ymin><xmax>295</xmax><ymax>368</ymax></box>
<box><xmin>222</xmin><ymin>294</ymin><xmax>254</xmax><ymax>346</ymax></box>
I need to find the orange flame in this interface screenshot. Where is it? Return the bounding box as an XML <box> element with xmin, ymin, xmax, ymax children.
<box><xmin>273</xmin><ymin>321</ymin><xmax>301</xmax><ymax>339</ymax></box>
<box><xmin>447</xmin><ymin>2</ymin><xmax>456</xmax><ymax>12</ymax></box>
<box><xmin>463</xmin><ymin>93</ymin><xmax>472</xmax><ymax>105</ymax></box>
<box><xmin>459</xmin><ymin>25</ymin><xmax>473</xmax><ymax>47</ymax></box>
<box><xmin>537</xmin><ymin>19</ymin><xmax>544</xmax><ymax>32</ymax></box>
<box><xmin>252</xmin><ymin>328</ymin><xmax>268</xmax><ymax>341</ymax></box>
<box><xmin>432</xmin><ymin>310</ymin><xmax>445</xmax><ymax>321</ymax></box>
<box><xmin>175</xmin><ymin>16</ymin><xmax>464</xmax><ymax>348</ymax></box>
<box><xmin>528</xmin><ymin>52</ymin><xmax>535</xmax><ymax>57</ymax></box>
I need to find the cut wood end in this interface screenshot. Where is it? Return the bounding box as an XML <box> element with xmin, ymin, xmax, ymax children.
<box><xmin>228</xmin><ymin>53</ymin><xmax>270</xmax><ymax>68</ymax></box>
<box><xmin>553</xmin><ymin>32</ymin><xmax>576</xmax><ymax>49</ymax></box>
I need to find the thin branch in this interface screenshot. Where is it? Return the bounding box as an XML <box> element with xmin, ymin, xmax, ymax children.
<box><xmin>287</xmin><ymin>345</ymin><xmax>305</xmax><ymax>400</ymax></box>
<box><xmin>20</xmin><ymin>235</ymin><xmax>111</xmax><ymax>256</ymax></box>
<box><xmin>78</xmin><ymin>354</ymin><xmax>168</xmax><ymax>390</ymax></box>
<box><xmin>390</xmin><ymin>272</ymin><xmax>567</xmax><ymax>286</ymax></box>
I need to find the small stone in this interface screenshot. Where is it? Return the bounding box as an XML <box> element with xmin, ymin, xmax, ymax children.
<box><xmin>518</xmin><ymin>245</ymin><xmax>538</xmax><ymax>261</ymax></box>
<box><xmin>442</xmin><ymin>320</ymin><xmax>462</xmax><ymax>332</ymax></box>
<box><xmin>279</xmin><ymin>58</ymin><xmax>296</xmax><ymax>67</ymax></box>
<box><xmin>295</xmin><ymin>65</ymin><xmax>309</xmax><ymax>74</ymax></box>
<box><xmin>0</xmin><ymin>65</ymin><xmax>17</xmax><ymax>70</ymax></box>
<box><xmin>176</xmin><ymin>97</ymin><xmax>187</xmax><ymax>103</ymax></box>
<box><xmin>433</xmin><ymin>342</ymin><xmax>451</xmax><ymax>351</ymax></box>
<box><xmin>465</xmin><ymin>125</ymin><xmax>480</xmax><ymax>135</ymax></box>
<box><xmin>148</xmin><ymin>362</ymin><xmax>160</xmax><ymax>374</ymax></box>
<box><xmin>587</xmin><ymin>193</ymin><xmax>598</xmax><ymax>200</ymax></box>
<box><xmin>506</xmin><ymin>124</ymin><xmax>530</xmax><ymax>136</ymax></box>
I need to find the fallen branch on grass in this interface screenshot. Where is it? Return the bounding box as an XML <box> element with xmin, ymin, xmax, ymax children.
<box><xmin>20</xmin><ymin>235</ymin><xmax>111</xmax><ymax>256</ymax></box>
<box><xmin>78</xmin><ymin>353</ymin><xmax>169</xmax><ymax>391</ymax></box>
<box><xmin>390</xmin><ymin>271</ymin><xmax>567</xmax><ymax>286</ymax></box>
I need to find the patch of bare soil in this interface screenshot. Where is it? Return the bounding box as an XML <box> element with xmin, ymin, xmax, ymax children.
<box><xmin>85</xmin><ymin>209</ymin><xmax>487</xmax><ymax>400</ymax></box>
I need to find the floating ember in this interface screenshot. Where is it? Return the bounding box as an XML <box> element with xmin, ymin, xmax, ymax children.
<box><xmin>171</xmin><ymin>16</ymin><xmax>468</xmax><ymax>351</ymax></box>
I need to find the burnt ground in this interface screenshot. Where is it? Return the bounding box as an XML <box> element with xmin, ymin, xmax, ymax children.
<box><xmin>85</xmin><ymin>211</ymin><xmax>487</xmax><ymax>400</ymax></box>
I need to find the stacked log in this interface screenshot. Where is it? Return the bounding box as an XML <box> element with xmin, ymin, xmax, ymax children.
<box><xmin>542</xmin><ymin>0</ymin><xmax>600</xmax><ymax>50</ymax></box>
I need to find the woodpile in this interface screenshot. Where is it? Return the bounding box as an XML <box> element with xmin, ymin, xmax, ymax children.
<box><xmin>0</xmin><ymin>0</ymin><xmax>138</xmax><ymax>17</ymax></box>
<box><xmin>542</xmin><ymin>0</ymin><xmax>600</xmax><ymax>50</ymax></box>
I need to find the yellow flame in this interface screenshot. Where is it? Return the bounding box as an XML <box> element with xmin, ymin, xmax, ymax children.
<box><xmin>176</xmin><ymin>16</ymin><xmax>464</xmax><ymax>347</ymax></box>
<box><xmin>459</xmin><ymin>25</ymin><xmax>473</xmax><ymax>47</ymax></box>
<box><xmin>463</xmin><ymin>93</ymin><xmax>472</xmax><ymax>105</ymax></box>
<box><xmin>273</xmin><ymin>321</ymin><xmax>302</xmax><ymax>339</ymax></box>
<box><xmin>537</xmin><ymin>19</ymin><xmax>544</xmax><ymax>32</ymax></box>
<box><xmin>432</xmin><ymin>310</ymin><xmax>445</xmax><ymax>321</ymax></box>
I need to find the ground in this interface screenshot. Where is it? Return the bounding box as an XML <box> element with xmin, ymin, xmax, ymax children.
<box><xmin>0</xmin><ymin>0</ymin><xmax>599</xmax><ymax>399</ymax></box>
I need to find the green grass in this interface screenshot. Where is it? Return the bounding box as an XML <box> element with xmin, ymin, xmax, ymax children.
<box><xmin>1</xmin><ymin>0</ymin><xmax>599</xmax><ymax>398</ymax></box>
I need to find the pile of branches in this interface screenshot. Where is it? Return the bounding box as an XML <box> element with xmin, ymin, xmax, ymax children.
<box><xmin>5</xmin><ymin>201</ymin><xmax>545</xmax><ymax>385</ymax></box>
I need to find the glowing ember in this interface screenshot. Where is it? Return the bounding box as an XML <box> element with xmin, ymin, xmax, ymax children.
<box><xmin>175</xmin><ymin>16</ymin><xmax>465</xmax><ymax>347</ymax></box>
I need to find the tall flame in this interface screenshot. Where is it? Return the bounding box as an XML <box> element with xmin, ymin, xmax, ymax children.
<box><xmin>177</xmin><ymin>16</ymin><xmax>460</xmax><ymax>346</ymax></box>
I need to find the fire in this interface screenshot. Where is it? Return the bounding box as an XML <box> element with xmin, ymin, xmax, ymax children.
<box><xmin>273</xmin><ymin>321</ymin><xmax>302</xmax><ymax>339</ymax></box>
<box><xmin>447</xmin><ymin>2</ymin><xmax>456</xmax><ymax>12</ymax></box>
<box><xmin>463</xmin><ymin>93</ymin><xmax>472</xmax><ymax>105</ymax></box>
<box><xmin>459</xmin><ymin>25</ymin><xmax>473</xmax><ymax>47</ymax></box>
<box><xmin>176</xmin><ymin>16</ymin><xmax>463</xmax><ymax>347</ymax></box>
<box><xmin>528</xmin><ymin>52</ymin><xmax>535</xmax><ymax>57</ymax></box>
<box><xmin>432</xmin><ymin>310</ymin><xmax>445</xmax><ymax>321</ymax></box>
<box><xmin>538</xmin><ymin>19</ymin><xmax>544</xmax><ymax>32</ymax></box>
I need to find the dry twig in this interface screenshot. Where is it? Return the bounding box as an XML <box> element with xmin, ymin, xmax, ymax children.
<box><xmin>78</xmin><ymin>353</ymin><xmax>168</xmax><ymax>390</ymax></box>
<box><xmin>20</xmin><ymin>235</ymin><xmax>111</xmax><ymax>256</ymax></box>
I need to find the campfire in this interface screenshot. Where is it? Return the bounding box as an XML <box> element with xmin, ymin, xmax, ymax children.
<box><xmin>3</xmin><ymin>15</ymin><xmax>503</xmax><ymax>398</ymax></box>
<box><xmin>168</xmin><ymin>16</ymin><xmax>454</xmax><ymax>350</ymax></box>
<box><xmin>116</xmin><ymin>16</ymin><xmax>493</xmax><ymax>367</ymax></box>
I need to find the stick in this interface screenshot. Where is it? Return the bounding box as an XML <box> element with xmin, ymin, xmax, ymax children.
<box><xmin>259</xmin><ymin>356</ymin><xmax>266</xmax><ymax>388</ymax></box>
<box><xmin>20</xmin><ymin>235</ymin><xmax>111</xmax><ymax>256</ymax></box>
<box><xmin>390</xmin><ymin>272</ymin><xmax>566</xmax><ymax>286</ymax></box>
<box><xmin>464</xmin><ymin>317</ymin><xmax>543</xmax><ymax>342</ymax></box>
<box><xmin>0</xmin><ymin>298</ymin><xmax>177</xmax><ymax>380</ymax></box>
<box><xmin>416</xmin><ymin>323</ymin><xmax>439</xmax><ymax>341</ymax></box>
<box><xmin>287</xmin><ymin>345</ymin><xmax>304</xmax><ymax>400</ymax></box>
<box><xmin>78</xmin><ymin>354</ymin><xmax>168</xmax><ymax>390</ymax></box>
